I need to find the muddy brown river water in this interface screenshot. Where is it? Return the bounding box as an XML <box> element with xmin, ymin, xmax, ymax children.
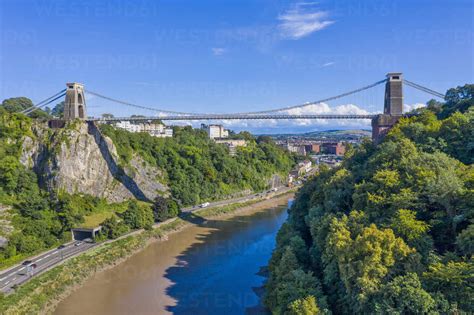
<box><xmin>54</xmin><ymin>199</ymin><xmax>290</xmax><ymax>315</ymax></box>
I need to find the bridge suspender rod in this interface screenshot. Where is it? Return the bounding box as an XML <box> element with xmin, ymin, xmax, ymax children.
<box><xmin>402</xmin><ymin>80</ymin><xmax>445</xmax><ymax>99</ymax></box>
<box><xmin>21</xmin><ymin>89</ymin><xmax>67</xmax><ymax>115</ymax></box>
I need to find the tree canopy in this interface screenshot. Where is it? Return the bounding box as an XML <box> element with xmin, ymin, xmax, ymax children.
<box><xmin>265</xmin><ymin>87</ymin><xmax>474</xmax><ymax>314</ymax></box>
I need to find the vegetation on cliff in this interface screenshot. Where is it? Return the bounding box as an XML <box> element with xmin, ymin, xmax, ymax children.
<box><xmin>0</xmin><ymin>101</ymin><xmax>296</xmax><ymax>266</ymax></box>
<box><xmin>265</xmin><ymin>85</ymin><xmax>474</xmax><ymax>314</ymax></box>
<box><xmin>100</xmin><ymin>124</ymin><xmax>296</xmax><ymax>205</ymax></box>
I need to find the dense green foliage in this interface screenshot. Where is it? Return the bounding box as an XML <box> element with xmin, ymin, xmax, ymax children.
<box><xmin>0</xmin><ymin>101</ymin><xmax>295</xmax><ymax>265</ymax></box>
<box><xmin>120</xmin><ymin>201</ymin><xmax>154</xmax><ymax>230</ymax></box>
<box><xmin>100</xmin><ymin>124</ymin><xmax>296</xmax><ymax>205</ymax></box>
<box><xmin>0</xmin><ymin>97</ymin><xmax>50</xmax><ymax>119</ymax></box>
<box><xmin>0</xmin><ymin>108</ymin><xmax>150</xmax><ymax>263</ymax></box>
<box><xmin>266</xmin><ymin>86</ymin><xmax>474</xmax><ymax>314</ymax></box>
<box><xmin>152</xmin><ymin>196</ymin><xmax>180</xmax><ymax>222</ymax></box>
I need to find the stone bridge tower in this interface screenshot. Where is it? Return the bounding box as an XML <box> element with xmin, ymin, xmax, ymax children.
<box><xmin>64</xmin><ymin>83</ymin><xmax>87</xmax><ymax>120</ymax></box>
<box><xmin>372</xmin><ymin>73</ymin><xmax>403</xmax><ymax>143</ymax></box>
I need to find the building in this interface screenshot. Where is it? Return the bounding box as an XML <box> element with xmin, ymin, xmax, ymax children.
<box><xmin>215</xmin><ymin>139</ymin><xmax>247</xmax><ymax>156</ymax></box>
<box><xmin>283</xmin><ymin>143</ymin><xmax>307</xmax><ymax>155</ymax></box>
<box><xmin>310</xmin><ymin>144</ymin><xmax>321</xmax><ymax>153</ymax></box>
<box><xmin>298</xmin><ymin>160</ymin><xmax>312</xmax><ymax>175</ymax></box>
<box><xmin>321</xmin><ymin>142</ymin><xmax>346</xmax><ymax>156</ymax></box>
<box><xmin>201</xmin><ymin>124</ymin><xmax>229</xmax><ymax>139</ymax></box>
<box><xmin>114</xmin><ymin>121</ymin><xmax>173</xmax><ymax>138</ymax></box>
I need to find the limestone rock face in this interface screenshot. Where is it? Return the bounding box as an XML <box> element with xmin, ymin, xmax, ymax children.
<box><xmin>0</xmin><ymin>205</ymin><xmax>13</xmax><ymax>248</ymax></box>
<box><xmin>20</xmin><ymin>122</ymin><xmax>167</xmax><ymax>203</ymax></box>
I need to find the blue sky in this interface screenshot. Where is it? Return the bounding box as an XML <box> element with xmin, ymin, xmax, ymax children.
<box><xmin>1</xmin><ymin>0</ymin><xmax>472</xmax><ymax>132</ymax></box>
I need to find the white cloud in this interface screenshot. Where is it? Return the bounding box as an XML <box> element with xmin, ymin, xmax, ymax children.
<box><xmin>278</xmin><ymin>3</ymin><xmax>334</xmax><ymax>39</ymax></box>
<box><xmin>155</xmin><ymin>103</ymin><xmax>374</xmax><ymax>132</ymax></box>
<box><xmin>404</xmin><ymin>103</ymin><xmax>425</xmax><ymax>112</ymax></box>
<box><xmin>320</xmin><ymin>61</ymin><xmax>335</xmax><ymax>68</ymax></box>
<box><xmin>211</xmin><ymin>47</ymin><xmax>227</xmax><ymax>56</ymax></box>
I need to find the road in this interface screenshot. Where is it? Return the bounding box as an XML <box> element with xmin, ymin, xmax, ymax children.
<box><xmin>181</xmin><ymin>186</ymin><xmax>293</xmax><ymax>213</ymax></box>
<box><xmin>0</xmin><ymin>185</ymin><xmax>295</xmax><ymax>294</ymax></box>
<box><xmin>0</xmin><ymin>241</ymin><xmax>96</xmax><ymax>294</ymax></box>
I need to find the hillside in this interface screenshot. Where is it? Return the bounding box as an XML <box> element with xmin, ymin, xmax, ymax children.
<box><xmin>265</xmin><ymin>85</ymin><xmax>473</xmax><ymax>314</ymax></box>
<box><xmin>0</xmin><ymin>105</ymin><xmax>296</xmax><ymax>267</ymax></box>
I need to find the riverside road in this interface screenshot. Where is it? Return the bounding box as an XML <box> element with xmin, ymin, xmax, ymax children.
<box><xmin>0</xmin><ymin>186</ymin><xmax>293</xmax><ymax>294</ymax></box>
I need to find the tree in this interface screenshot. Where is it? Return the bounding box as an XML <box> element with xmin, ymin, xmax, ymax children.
<box><xmin>422</xmin><ymin>260</ymin><xmax>474</xmax><ymax>312</ymax></box>
<box><xmin>456</xmin><ymin>224</ymin><xmax>474</xmax><ymax>255</ymax></box>
<box><xmin>286</xmin><ymin>296</ymin><xmax>320</xmax><ymax>315</ymax></box>
<box><xmin>1</xmin><ymin>97</ymin><xmax>50</xmax><ymax>119</ymax></box>
<box><xmin>390</xmin><ymin>209</ymin><xmax>429</xmax><ymax>242</ymax></box>
<box><xmin>0</xmin><ymin>156</ymin><xmax>20</xmax><ymax>193</ymax></box>
<box><xmin>441</xmin><ymin>84</ymin><xmax>474</xmax><ymax>118</ymax></box>
<box><xmin>152</xmin><ymin>196</ymin><xmax>180</xmax><ymax>222</ymax></box>
<box><xmin>51</xmin><ymin>101</ymin><xmax>65</xmax><ymax>118</ymax></box>
<box><xmin>100</xmin><ymin>217</ymin><xmax>129</xmax><ymax>239</ymax></box>
<box><xmin>101</xmin><ymin>113</ymin><xmax>114</xmax><ymax>118</ymax></box>
<box><xmin>326</xmin><ymin>220</ymin><xmax>415</xmax><ymax>312</ymax></box>
<box><xmin>121</xmin><ymin>201</ymin><xmax>154</xmax><ymax>230</ymax></box>
<box><xmin>374</xmin><ymin>273</ymin><xmax>436</xmax><ymax>314</ymax></box>
<box><xmin>1</xmin><ymin>97</ymin><xmax>33</xmax><ymax>112</ymax></box>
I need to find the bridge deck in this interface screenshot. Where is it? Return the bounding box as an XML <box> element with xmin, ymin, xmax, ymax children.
<box><xmin>90</xmin><ymin>114</ymin><xmax>377</xmax><ymax>121</ymax></box>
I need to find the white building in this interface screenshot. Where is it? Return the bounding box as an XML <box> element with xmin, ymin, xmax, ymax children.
<box><xmin>151</xmin><ymin>127</ymin><xmax>173</xmax><ymax>138</ymax></box>
<box><xmin>114</xmin><ymin>121</ymin><xmax>173</xmax><ymax>138</ymax></box>
<box><xmin>201</xmin><ymin>124</ymin><xmax>229</xmax><ymax>139</ymax></box>
<box><xmin>297</xmin><ymin>160</ymin><xmax>312</xmax><ymax>175</ymax></box>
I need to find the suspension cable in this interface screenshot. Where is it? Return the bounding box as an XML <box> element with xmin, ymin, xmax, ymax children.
<box><xmin>22</xmin><ymin>92</ymin><xmax>66</xmax><ymax>115</ymax></box>
<box><xmin>86</xmin><ymin>79</ymin><xmax>387</xmax><ymax>116</ymax></box>
<box><xmin>236</xmin><ymin>79</ymin><xmax>388</xmax><ymax>114</ymax></box>
<box><xmin>85</xmin><ymin>90</ymin><xmax>195</xmax><ymax>115</ymax></box>
<box><xmin>21</xmin><ymin>89</ymin><xmax>67</xmax><ymax>114</ymax></box>
<box><xmin>402</xmin><ymin>80</ymin><xmax>445</xmax><ymax>99</ymax></box>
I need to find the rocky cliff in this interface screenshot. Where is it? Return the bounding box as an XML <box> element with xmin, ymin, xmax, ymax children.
<box><xmin>20</xmin><ymin>121</ymin><xmax>167</xmax><ymax>203</ymax></box>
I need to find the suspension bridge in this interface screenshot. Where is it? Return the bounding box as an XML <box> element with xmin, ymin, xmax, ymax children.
<box><xmin>20</xmin><ymin>72</ymin><xmax>445</xmax><ymax>142</ymax></box>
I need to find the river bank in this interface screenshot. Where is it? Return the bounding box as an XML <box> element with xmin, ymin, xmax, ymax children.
<box><xmin>0</xmin><ymin>192</ymin><xmax>293</xmax><ymax>315</ymax></box>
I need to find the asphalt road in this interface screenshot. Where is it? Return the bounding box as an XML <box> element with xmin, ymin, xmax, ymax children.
<box><xmin>0</xmin><ymin>241</ymin><xmax>96</xmax><ymax>294</ymax></box>
<box><xmin>181</xmin><ymin>186</ymin><xmax>293</xmax><ymax>213</ymax></box>
<box><xmin>0</xmin><ymin>185</ymin><xmax>294</xmax><ymax>294</ymax></box>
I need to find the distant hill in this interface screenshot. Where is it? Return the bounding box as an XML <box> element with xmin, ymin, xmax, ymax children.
<box><xmin>263</xmin><ymin>129</ymin><xmax>372</xmax><ymax>139</ymax></box>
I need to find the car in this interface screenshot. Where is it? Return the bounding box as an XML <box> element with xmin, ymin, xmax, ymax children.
<box><xmin>57</xmin><ymin>244</ymin><xmax>66</xmax><ymax>249</ymax></box>
<box><xmin>22</xmin><ymin>260</ymin><xmax>33</xmax><ymax>266</ymax></box>
<box><xmin>200</xmin><ymin>202</ymin><xmax>210</xmax><ymax>208</ymax></box>
<box><xmin>74</xmin><ymin>242</ymin><xmax>82</xmax><ymax>246</ymax></box>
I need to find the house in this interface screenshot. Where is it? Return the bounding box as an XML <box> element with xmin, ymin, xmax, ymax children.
<box><xmin>114</xmin><ymin>121</ymin><xmax>173</xmax><ymax>137</ymax></box>
<box><xmin>298</xmin><ymin>160</ymin><xmax>312</xmax><ymax>175</ymax></box>
<box><xmin>201</xmin><ymin>124</ymin><xmax>229</xmax><ymax>139</ymax></box>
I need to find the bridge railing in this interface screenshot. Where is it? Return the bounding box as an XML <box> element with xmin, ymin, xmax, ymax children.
<box><xmin>90</xmin><ymin>114</ymin><xmax>378</xmax><ymax>122</ymax></box>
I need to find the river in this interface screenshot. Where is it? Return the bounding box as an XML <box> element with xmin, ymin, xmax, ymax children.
<box><xmin>54</xmin><ymin>199</ymin><xmax>290</xmax><ymax>315</ymax></box>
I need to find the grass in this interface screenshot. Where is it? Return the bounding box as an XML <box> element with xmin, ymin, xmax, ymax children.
<box><xmin>79</xmin><ymin>200</ymin><xmax>130</xmax><ymax>228</ymax></box>
<box><xmin>80</xmin><ymin>212</ymin><xmax>116</xmax><ymax>228</ymax></box>
<box><xmin>0</xmin><ymin>192</ymin><xmax>293</xmax><ymax>314</ymax></box>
